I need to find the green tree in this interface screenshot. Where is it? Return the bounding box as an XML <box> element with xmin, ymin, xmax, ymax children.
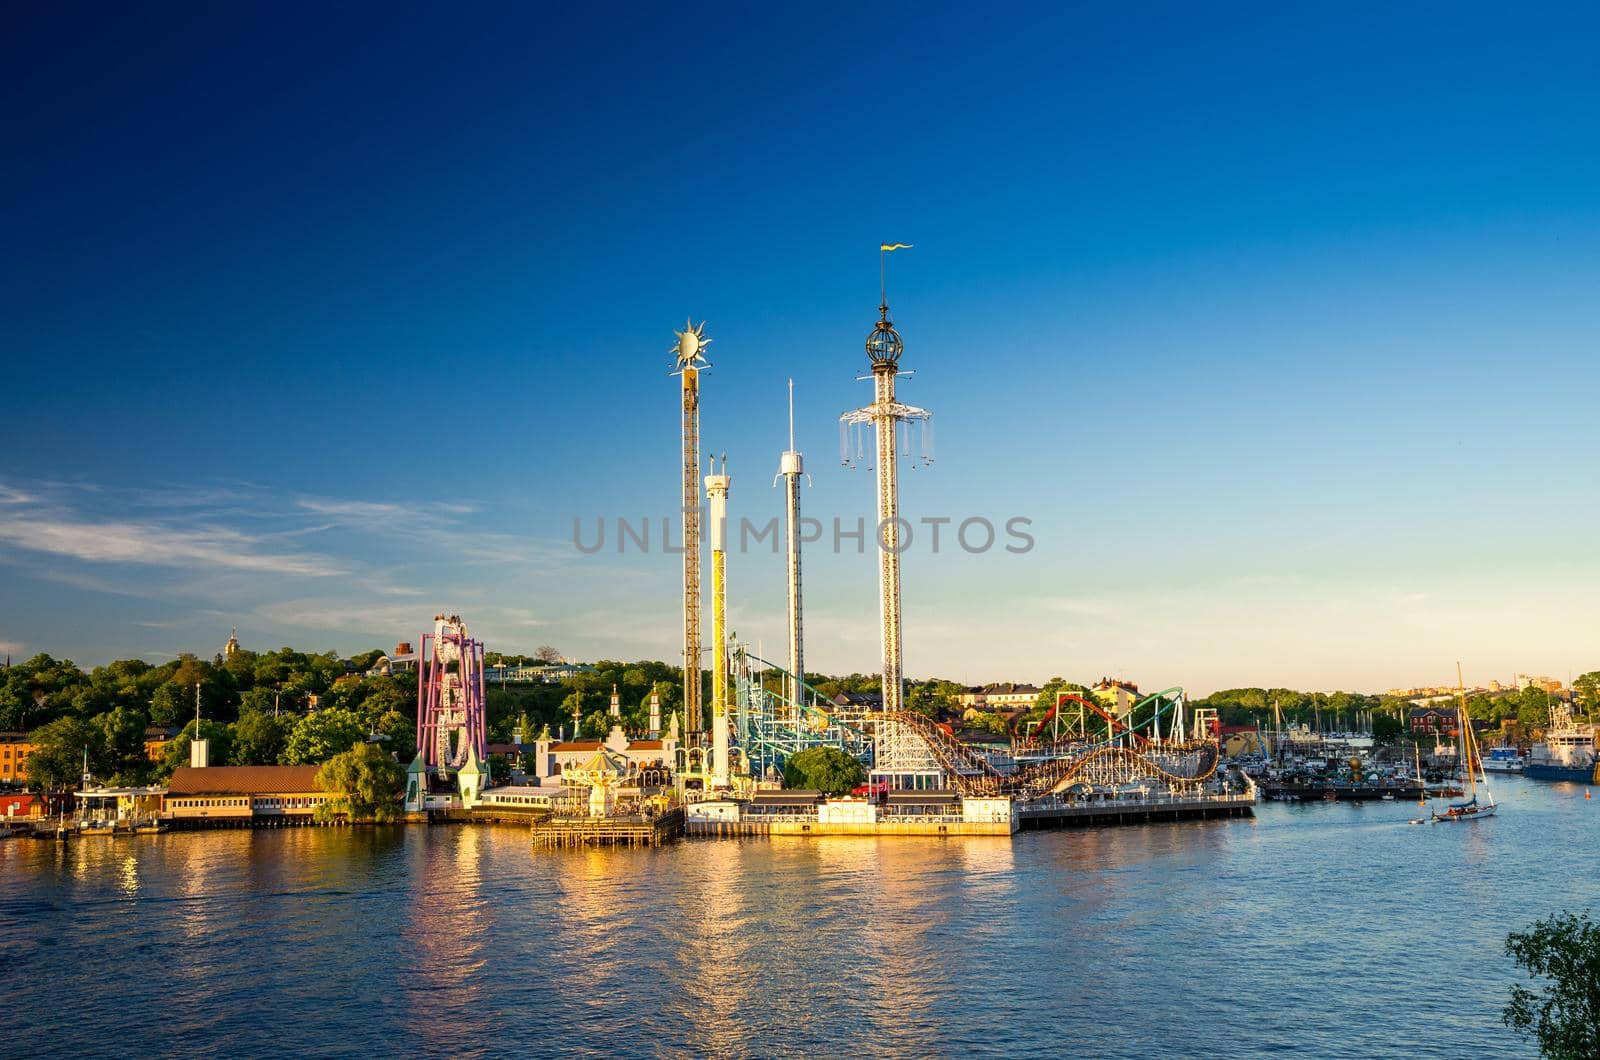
<box><xmin>782</xmin><ymin>746</ymin><xmax>865</xmax><ymax>796</ymax></box>
<box><xmin>95</xmin><ymin>705</ymin><xmax>150</xmax><ymax>780</ymax></box>
<box><xmin>158</xmin><ymin>720</ymin><xmax>235</xmax><ymax>776</ymax></box>
<box><xmin>25</xmin><ymin>716</ymin><xmax>103</xmax><ymax>790</ymax></box>
<box><xmin>238</xmin><ymin>686</ymin><xmax>278</xmax><ymax>717</ymax></box>
<box><xmin>234</xmin><ymin>711</ymin><xmax>291</xmax><ymax>765</ymax></box>
<box><xmin>1574</xmin><ymin>672</ymin><xmax>1600</xmax><ymax>715</ymax></box>
<box><xmin>967</xmin><ymin>710</ymin><xmax>1010</xmax><ymax>736</ymax></box>
<box><xmin>1504</xmin><ymin>910</ymin><xmax>1600</xmax><ymax>1059</ymax></box>
<box><xmin>314</xmin><ymin>742</ymin><xmax>405</xmax><ymax>822</ymax></box>
<box><xmin>488</xmin><ymin>754</ymin><xmax>512</xmax><ymax>785</ymax></box>
<box><xmin>149</xmin><ymin>682</ymin><xmax>191</xmax><ymax>728</ymax></box>
<box><xmin>1372</xmin><ymin>713</ymin><xmax>1404</xmax><ymax>744</ymax></box>
<box><xmin>1517</xmin><ymin>687</ymin><xmax>1553</xmax><ymax>730</ymax></box>
<box><xmin>368</xmin><ymin>709</ymin><xmax>415</xmax><ymax>758</ymax></box>
<box><xmin>906</xmin><ymin>678</ymin><xmax>965</xmax><ymax>720</ymax></box>
<box><xmin>283</xmin><ymin>708</ymin><xmax>365</xmax><ymax>765</ymax></box>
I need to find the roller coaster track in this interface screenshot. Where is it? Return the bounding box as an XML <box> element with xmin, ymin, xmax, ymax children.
<box><xmin>1024</xmin><ymin>691</ymin><xmax>1126</xmax><ymax>746</ymax></box>
<box><xmin>731</xmin><ymin>647</ymin><xmax>873</xmax><ymax>777</ymax></box>
<box><xmin>880</xmin><ymin>711</ymin><xmax>1219</xmax><ymax>799</ymax></box>
<box><xmin>880</xmin><ymin>710</ymin><xmax>1007</xmax><ymax>784</ymax></box>
<box><xmin>1007</xmin><ymin>739</ymin><xmax>1220</xmax><ymax>801</ymax></box>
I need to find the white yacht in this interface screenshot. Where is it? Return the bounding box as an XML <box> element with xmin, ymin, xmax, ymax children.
<box><xmin>1482</xmin><ymin>746</ymin><xmax>1525</xmax><ymax>774</ymax></box>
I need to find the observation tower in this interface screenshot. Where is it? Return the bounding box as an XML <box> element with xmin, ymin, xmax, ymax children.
<box><xmin>840</xmin><ymin>245</ymin><xmax>932</xmax><ymax>715</ymax></box>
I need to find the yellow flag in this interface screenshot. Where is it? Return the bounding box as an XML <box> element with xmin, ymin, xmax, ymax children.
<box><xmin>880</xmin><ymin>243</ymin><xmax>913</xmax><ymax>252</ymax></box>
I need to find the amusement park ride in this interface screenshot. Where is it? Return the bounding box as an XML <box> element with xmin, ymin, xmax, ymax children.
<box><xmin>402</xmin><ymin>247</ymin><xmax>1224</xmax><ymax>815</ymax></box>
<box><xmin>839</xmin><ymin>244</ymin><xmax>933</xmax><ymax>716</ymax></box>
<box><xmin>405</xmin><ymin>614</ymin><xmax>490</xmax><ymax>810</ymax></box>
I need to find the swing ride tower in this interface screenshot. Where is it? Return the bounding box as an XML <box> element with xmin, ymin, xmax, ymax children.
<box><xmin>840</xmin><ymin>246</ymin><xmax>931</xmax><ymax>715</ymax></box>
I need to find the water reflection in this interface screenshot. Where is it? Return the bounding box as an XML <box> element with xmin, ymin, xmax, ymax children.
<box><xmin>403</xmin><ymin>827</ymin><xmax>489</xmax><ymax>1056</ymax></box>
<box><xmin>1</xmin><ymin>780</ymin><xmax>1591</xmax><ymax>1058</ymax></box>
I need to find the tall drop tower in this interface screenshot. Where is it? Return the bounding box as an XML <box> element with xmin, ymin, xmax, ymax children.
<box><xmin>705</xmin><ymin>457</ymin><xmax>732</xmax><ymax>787</ymax></box>
<box><xmin>775</xmin><ymin>380</ymin><xmax>810</xmax><ymax>708</ymax></box>
<box><xmin>672</xmin><ymin>319</ymin><xmax>711</xmax><ymax>741</ymax></box>
<box><xmin>840</xmin><ymin>246</ymin><xmax>931</xmax><ymax>715</ymax></box>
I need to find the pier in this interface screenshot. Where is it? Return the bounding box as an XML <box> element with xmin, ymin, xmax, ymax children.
<box><xmin>529</xmin><ymin>808</ymin><xmax>684</xmax><ymax>848</ymax></box>
<box><xmin>686</xmin><ymin>814</ymin><xmax>1018</xmax><ymax>838</ymax></box>
<box><xmin>1016</xmin><ymin>791</ymin><xmax>1256</xmax><ymax>830</ymax></box>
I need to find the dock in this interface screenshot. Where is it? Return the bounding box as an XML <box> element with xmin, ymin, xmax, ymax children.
<box><xmin>1016</xmin><ymin>791</ymin><xmax>1256</xmax><ymax>830</ymax></box>
<box><xmin>686</xmin><ymin>815</ymin><xmax>1018</xmax><ymax>838</ymax></box>
<box><xmin>529</xmin><ymin>808</ymin><xmax>684</xmax><ymax>848</ymax></box>
<box><xmin>1259</xmin><ymin>783</ymin><xmax>1422</xmax><ymax>802</ymax></box>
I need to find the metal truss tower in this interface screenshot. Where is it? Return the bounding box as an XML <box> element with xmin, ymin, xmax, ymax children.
<box><xmin>672</xmin><ymin>320</ymin><xmax>711</xmax><ymax>741</ymax></box>
<box><xmin>840</xmin><ymin>249</ymin><xmax>931</xmax><ymax>715</ymax></box>
<box><xmin>775</xmin><ymin>380</ymin><xmax>809</xmax><ymax>710</ymax></box>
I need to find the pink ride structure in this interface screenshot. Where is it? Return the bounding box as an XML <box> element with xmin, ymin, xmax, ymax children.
<box><xmin>416</xmin><ymin>614</ymin><xmax>488</xmax><ymax>779</ymax></box>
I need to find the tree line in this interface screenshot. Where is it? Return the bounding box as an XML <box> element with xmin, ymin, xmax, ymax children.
<box><xmin>9</xmin><ymin>643</ymin><xmax>1596</xmax><ymax>791</ymax></box>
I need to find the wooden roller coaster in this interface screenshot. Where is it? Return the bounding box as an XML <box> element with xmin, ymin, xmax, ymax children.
<box><xmin>882</xmin><ymin>711</ymin><xmax>1220</xmax><ymax>801</ymax></box>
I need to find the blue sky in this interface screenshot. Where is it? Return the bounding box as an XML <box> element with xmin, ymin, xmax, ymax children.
<box><xmin>2</xmin><ymin>4</ymin><xmax>1598</xmax><ymax>693</ymax></box>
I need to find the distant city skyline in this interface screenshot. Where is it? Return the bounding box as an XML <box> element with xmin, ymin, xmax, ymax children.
<box><xmin>4</xmin><ymin>5</ymin><xmax>1600</xmax><ymax>695</ymax></box>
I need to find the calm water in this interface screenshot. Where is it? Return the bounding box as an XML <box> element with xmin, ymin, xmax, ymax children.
<box><xmin>2</xmin><ymin>775</ymin><xmax>1593</xmax><ymax>1058</ymax></box>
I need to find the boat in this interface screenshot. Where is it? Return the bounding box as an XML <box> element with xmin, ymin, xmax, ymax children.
<box><xmin>1523</xmin><ymin>703</ymin><xmax>1598</xmax><ymax>783</ymax></box>
<box><xmin>1482</xmin><ymin>746</ymin><xmax>1525</xmax><ymax>774</ymax></box>
<box><xmin>1430</xmin><ymin>665</ymin><xmax>1496</xmax><ymax>824</ymax></box>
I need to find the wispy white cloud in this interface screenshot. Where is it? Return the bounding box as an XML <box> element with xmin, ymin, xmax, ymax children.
<box><xmin>296</xmin><ymin>494</ymin><xmax>562</xmax><ymax>570</ymax></box>
<box><xmin>253</xmin><ymin>598</ymin><xmax>425</xmax><ymax>634</ymax></box>
<box><xmin>297</xmin><ymin>498</ymin><xmax>414</xmax><ymax>520</ymax></box>
<box><xmin>297</xmin><ymin>496</ymin><xmax>478</xmax><ymax>525</ymax></box>
<box><xmin>0</xmin><ymin>516</ymin><xmax>343</xmax><ymax>577</ymax></box>
<box><xmin>2</xmin><ymin>476</ymin><xmax>579</xmax><ymax>660</ymax></box>
<box><xmin>0</xmin><ymin>640</ymin><xmax>24</xmax><ymax>656</ymax></box>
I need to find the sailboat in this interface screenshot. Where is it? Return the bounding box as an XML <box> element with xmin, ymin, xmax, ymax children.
<box><xmin>1415</xmin><ymin>742</ymin><xmax>1426</xmax><ymax>805</ymax></box>
<box><xmin>1431</xmin><ymin>663</ymin><xmax>1497</xmax><ymax>823</ymax></box>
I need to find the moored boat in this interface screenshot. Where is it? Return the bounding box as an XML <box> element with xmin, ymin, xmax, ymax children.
<box><xmin>1482</xmin><ymin>746</ymin><xmax>1525</xmax><ymax>774</ymax></box>
<box><xmin>1523</xmin><ymin>703</ymin><xmax>1597</xmax><ymax>784</ymax></box>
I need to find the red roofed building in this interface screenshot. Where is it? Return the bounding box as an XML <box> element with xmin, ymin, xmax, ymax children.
<box><xmin>0</xmin><ymin>791</ymin><xmax>45</xmax><ymax>818</ymax></box>
<box><xmin>164</xmin><ymin>765</ymin><xmax>335</xmax><ymax>821</ymax></box>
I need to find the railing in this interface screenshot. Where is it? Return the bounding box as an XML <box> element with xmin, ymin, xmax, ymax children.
<box><xmin>1019</xmin><ymin>790</ymin><xmax>1255</xmax><ymax>813</ymax></box>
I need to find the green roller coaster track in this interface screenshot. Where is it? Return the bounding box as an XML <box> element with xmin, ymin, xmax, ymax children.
<box><xmin>731</xmin><ymin>643</ymin><xmax>873</xmax><ymax>780</ymax></box>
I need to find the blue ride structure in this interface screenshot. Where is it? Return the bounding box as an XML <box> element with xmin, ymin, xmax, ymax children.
<box><xmin>730</xmin><ymin>639</ymin><xmax>874</xmax><ymax>781</ymax></box>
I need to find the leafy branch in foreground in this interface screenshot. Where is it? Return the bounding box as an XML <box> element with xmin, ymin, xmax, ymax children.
<box><xmin>1503</xmin><ymin>910</ymin><xmax>1600</xmax><ymax>1059</ymax></box>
